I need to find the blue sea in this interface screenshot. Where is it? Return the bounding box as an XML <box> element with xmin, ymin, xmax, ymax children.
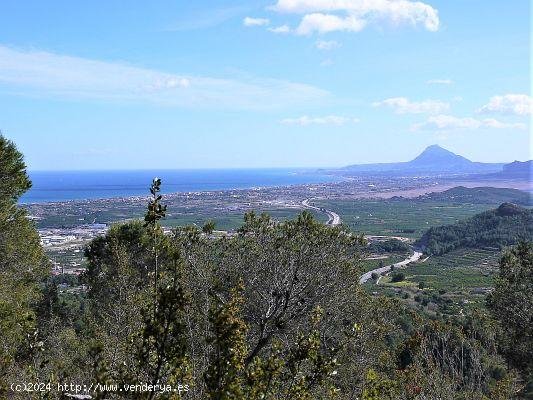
<box><xmin>21</xmin><ymin>169</ymin><xmax>340</xmax><ymax>203</ymax></box>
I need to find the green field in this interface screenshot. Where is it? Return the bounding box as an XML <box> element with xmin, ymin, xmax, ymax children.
<box><xmin>366</xmin><ymin>247</ymin><xmax>501</xmax><ymax>315</ymax></box>
<box><xmin>406</xmin><ymin>247</ymin><xmax>499</xmax><ymax>293</ymax></box>
<box><xmin>360</xmin><ymin>253</ymin><xmax>409</xmax><ymax>273</ymax></box>
<box><xmin>316</xmin><ymin>199</ymin><xmax>496</xmax><ymax>238</ymax></box>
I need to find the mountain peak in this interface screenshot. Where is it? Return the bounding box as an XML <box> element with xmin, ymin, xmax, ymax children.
<box><xmin>426</xmin><ymin>144</ymin><xmax>445</xmax><ymax>150</ymax></box>
<box><xmin>412</xmin><ymin>145</ymin><xmax>470</xmax><ymax>164</ymax></box>
<box><xmin>420</xmin><ymin>144</ymin><xmax>455</xmax><ymax>156</ymax></box>
<box><xmin>342</xmin><ymin>144</ymin><xmax>503</xmax><ymax>174</ymax></box>
<box><xmin>496</xmin><ymin>202</ymin><xmax>527</xmax><ymax>217</ymax></box>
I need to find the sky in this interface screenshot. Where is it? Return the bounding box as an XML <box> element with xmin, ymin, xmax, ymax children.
<box><xmin>0</xmin><ymin>0</ymin><xmax>530</xmax><ymax>170</ymax></box>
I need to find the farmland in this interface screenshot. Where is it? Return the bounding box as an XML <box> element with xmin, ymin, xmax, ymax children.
<box><xmin>315</xmin><ymin>198</ymin><xmax>499</xmax><ymax>238</ymax></box>
<box><xmin>365</xmin><ymin>247</ymin><xmax>501</xmax><ymax>315</ymax></box>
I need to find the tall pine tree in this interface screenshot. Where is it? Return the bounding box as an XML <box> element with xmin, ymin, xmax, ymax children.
<box><xmin>0</xmin><ymin>134</ymin><xmax>49</xmax><ymax>394</ymax></box>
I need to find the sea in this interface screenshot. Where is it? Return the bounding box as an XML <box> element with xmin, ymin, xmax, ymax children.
<box><xmin>20</xmin><ymin>169</ymin><xmax>341</xmax><ymax>204</ymax></box>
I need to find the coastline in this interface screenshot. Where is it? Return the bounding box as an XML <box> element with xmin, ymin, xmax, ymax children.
<box><xmin>21</xmin><ymin>168</ymin><xmax>345</xmax><ymax>205</ymax></box>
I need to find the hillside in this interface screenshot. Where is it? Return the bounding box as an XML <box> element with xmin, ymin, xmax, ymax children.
<box><xmin>496</xmin><ymin>160</ymin><xmax>532</xmax><ymax>179</ymax></box>
<box><xmin>417</xmin><ymin>186</ymin><xmax>532</xmax><ymax>205</ymax></box>
<box><xmin>416</xmin><ymin>203</ymin><xmax>533</xmax><ymax>255</ymax></box>
<box><xmin>342</xmin><ymin>145</ymin><xmax>504</xmax><ymax>174</ymax></box>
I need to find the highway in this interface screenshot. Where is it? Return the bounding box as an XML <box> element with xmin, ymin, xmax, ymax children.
<box><xmin>359</xmin><ymin>250</ymin><xmax>423</xmax><ymax>284</ymax></box>
<box><xmin>301</xmin><ymin>199</ymin><xmax>341</xmax><ymax>226</ymax></box>
<box><xmin>301</xmin><ymin>199</ymin><xmax>422</xmax><ymax>285</ymax></box>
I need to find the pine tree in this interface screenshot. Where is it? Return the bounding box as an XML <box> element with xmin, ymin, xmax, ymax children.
<box><xmin>0</xmin><ymin>134</ymin><xmax>49</xmax><ymax>394</ymax></box>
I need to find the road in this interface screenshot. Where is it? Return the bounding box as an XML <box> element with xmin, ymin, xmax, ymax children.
<box><xmin>359</xmin><ymin>250</ymin><xmax>423</xmax><ymax>284</ymax></box>
<box><xmin>301</xmin><ymin>199</ymin><xmax>422</xmax><ymax>284</ymax></box>
<box><xmin>365</xmin><ymin>235</ymin><xmax>411</xmax><ymax>243</ymax></box>
<box><xmin>301</xmin><ymin>199</ymin><xmax>341</xmax><ymax>226</ymax></box>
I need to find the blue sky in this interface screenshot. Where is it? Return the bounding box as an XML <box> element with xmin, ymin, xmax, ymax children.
<box><xmin>0</xmin><ymin>0</ymin><xmax>530</xmax><ymax>170</ymax></box>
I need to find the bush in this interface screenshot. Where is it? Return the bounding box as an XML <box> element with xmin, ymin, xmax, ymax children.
<box><xmin>368</xmin><ymin>239</ymin><xmax>410</xmax><ymax>254</ymax></box>
<box><xmin>391</xmin><ymin>272</ymin><xmax>405</xmax><ymax>283</ymax></box>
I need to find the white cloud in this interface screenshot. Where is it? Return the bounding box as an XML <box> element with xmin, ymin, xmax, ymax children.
<box><xmin>427</xmin><ymin>78</ymin><xmax>453</xmax><ymax>85</ymax></box>
<box><xmin>478</xmin><ymin>94</ymin><xmax>532</xmax><ymax>116</ymax></box>
<box><xmin>243</xmin><ymin>17</ymin><xmax>270</xmax><ymax>26</ymax></box>
<box><xmin>146</xmin><ymin>77</ymin><xmax>191</xmax><ymax>90</ymax></box>
<box><xmin>281</xmin><ymin>115</ymin><xmax>359</xmax><ymax>125</ymax></box>
<box><xmin>373</xmin><ymin>97</ymin><xmax>449</xmax><ymax>114</ymax></box>
<box><xmin>296</xmin><ymin>13</ymin><xmax>366</xmax><ymax>35</ymax></box>
<box><xmin>320</xmin><ymin>58</ymin><xmax>334</xmax><ymax>67</ymax></box>
<box><xmin>482</xmin><ymin>118</ymin><xmax>526</xmax><ymax>129</ymax></box>
<box><xmin>0</xmin><ymin>45</ymin><xmax>329</xmax><ymax>110</ymax></box>
<box><xmin>315</xmin><ymin>39</ymin><xmax>341</xmax><ymax>50</ymax></box>
<box><xmin>412</xmin><ymin>115</ymin><xmax>526</xmax><ymax>131</ymax></box>
<box><xmin>269</xmin><ymin>0</ymin><xmax>439</xmax><ymax>35</ymax></box>
<box><xmin>268</xmin><ymin>24</ymin><xmax>291</xmax><ymax>33</ymax></box>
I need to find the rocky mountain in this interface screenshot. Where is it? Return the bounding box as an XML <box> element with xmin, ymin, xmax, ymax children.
<box><xmin>496</xmin><ymin>160</ymin><xmax>532</xmax><ymax>179</ymax></box>
<box><xmin>343</xmin><ymin>145</ymin><xmax>504</xmax><ymax>174</ymax></box>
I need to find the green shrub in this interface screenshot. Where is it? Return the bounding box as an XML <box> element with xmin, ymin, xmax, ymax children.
<box><xmin>391</xmin><ymin>272</ymin><xmax>405</xmax><ymax>283</ymax></box>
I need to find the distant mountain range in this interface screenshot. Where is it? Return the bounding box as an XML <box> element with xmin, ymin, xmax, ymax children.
<box><xmin>494</xmin><ymin>160</ymin><xmax>532</xmax><ymax>179</ymax></box>
<box><xmin>416</xmin><ymin>186</ymin><xmax>532</xmax><ymax>206</ymax></box>
<box><xmin>342</xmin><ymin>145</ymin><xmax>505</xmax><ymax>174</ymax></box>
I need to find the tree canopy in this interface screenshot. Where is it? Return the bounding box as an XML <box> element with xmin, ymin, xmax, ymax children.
<box><xmin>417</xmin><ymin>203</ymin><xmax>533</xmax><ymax>255</ymax></box>
<box><xmin>488</xmin><ymin>242</ymin><xmax>533</xmax><ymax>377</ymax></box>
<box><xmin>0</xmin><ymin>135</ymin><xmax>49</xmax><ymax>395</ymax></box>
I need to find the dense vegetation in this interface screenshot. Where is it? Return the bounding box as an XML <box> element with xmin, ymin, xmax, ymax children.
<box><xmin>1</xmin><ymin>135</ymin><xmax>532</xmax><ymax>399</ymax></box>
<box><xmin>417</xmin><ymin>203</ymin><xmax>533</xmax><ymax>255</ymax></box>
<box><xmin>488</xmin><ymin>242</ymin><xmax>533</xmax><ymax>382</ymax></box>
<box><xmin>0</xmin><ymin>136</ymin><xmax>50</xmax><ymax>396</ymax></box>
<box><xmin>368</xmin><ymin>238</ymin><xmax>410</xmax><ymax>254</ymax></box>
